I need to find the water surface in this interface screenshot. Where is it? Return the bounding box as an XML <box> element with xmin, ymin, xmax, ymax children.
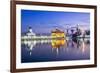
<box><xmin>21</xmin><ymin>38</ymin><xmax>90</xmax><ymax>63</ymax></box>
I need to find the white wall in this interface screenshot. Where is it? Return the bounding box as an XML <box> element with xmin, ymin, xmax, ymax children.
<box><xmin>0</xmin><ymin>0</ymin><xmax>100</xmax><ymax>73</ymax></box>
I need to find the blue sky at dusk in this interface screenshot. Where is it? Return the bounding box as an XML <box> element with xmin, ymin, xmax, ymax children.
<box><xmin>21</xmin><ymin>9</ymin><xmax>90</xmax><ymax>34</ymax></box>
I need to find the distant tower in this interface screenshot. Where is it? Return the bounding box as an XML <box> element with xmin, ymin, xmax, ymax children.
<box><xmin>77</xmin><ymin>24</ymin><xmax>79</xmax><ymax>30</ymax></box>
<box><xmin>27</xmin><ymin>27</ymin><xmax>35</xmax><ymax>36</ymax></box>
<box><xmin>76</xmin><ymin>24</ymin><xmax>80</xmax><ymax>35</ymax></box>
<box><xmin>66</xmin><ymin>27</ymin><xmax>68</xmax><ymax>36</ymax></box>
<box><xmin>28</xmin><ymin>27</ymin><xmax>33</xmax><ymax>33</ymax></box>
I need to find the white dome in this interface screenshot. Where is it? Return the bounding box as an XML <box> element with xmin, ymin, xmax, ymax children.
<box><xmin>27</xmin><ymin>28</ymin><xmax>36</xmax><ymax>36</ymax></box>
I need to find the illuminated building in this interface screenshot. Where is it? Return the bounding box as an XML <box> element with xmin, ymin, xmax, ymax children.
<box><xmin>51</xmin><ymin>29</ymin><xmax>65</xmax><ymax>39</ymax></box>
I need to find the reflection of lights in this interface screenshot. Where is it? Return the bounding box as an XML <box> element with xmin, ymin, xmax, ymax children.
<box><xmin>81</xmin><ymin>40</ymin><xmax>90</xmax><ymax>53</ymax></box>
<box><xmin>82</xmin><ymin>41</ymin><xmax>85</xmax><ymax>53</ymax></box>
<box><xmin>51</xmin><ymin>39</ymin><xmax>65</xmax><ymax>48</ymax></box>
<box><xmin>79</xmin><ymin>40</ymin><xmax>87</xmax><ymax>53</ymax></box>
<box><xmin>22</xmin><ymin>37</ymin><xmax>89</xmax><ymax>56</ymax></box>
<box><xmin>40</xmin><ymin>40</ymin><xmax>44</xmax><ymax>43</ymax></box>
<box><xmin>51</xmin><ymin>39</ymin><xmax>66</xmax><ymax>55</ymax></box>
<box><xmin>23</xmin><ymin>40</ymin><xmax>36</xmax><ymax>51</ymax></box>
<box><xmin>23</xmin><ymin>40</ymin><xmax>36</xmax><ymax>55</ymax></box>
<box><xmin>28</xmin><ymin>50</ymin><xmax>32</xmax><ymax>55</ymax></box>
<box><xmin>22</xmin><ymin>39</ymin><xmax>51</xmax><ymax>55</ymax></box>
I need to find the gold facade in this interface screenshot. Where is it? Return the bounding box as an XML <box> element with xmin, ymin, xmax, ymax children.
<box><xmin>51</xmin><ymin>29</ymin><xmax>66</xmax><ymax>49</ymax></box>
<box><xmin>51</xmin><ymin>29</ymin><xmax>65</xmax><ymax>39</ymax></box>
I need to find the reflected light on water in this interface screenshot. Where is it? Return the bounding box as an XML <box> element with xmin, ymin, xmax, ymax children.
<box><xmin>21</xmin><ymin>38</ymin><xmax>89</xmax><ymax>56</ymax></box>
<box><xmin>82</xmin><ymin>40</ymin><xmax>85</xmax><ymax>53</ymax></box>
<box><xmin>51</xmin><ymin>39</ymin><xmax>66</xmax><ymax>55</ymax></box>
<box><xmin>21</xmin><ymin>38</ymin><xmax>90</xmax><ymax>63</ymax></box>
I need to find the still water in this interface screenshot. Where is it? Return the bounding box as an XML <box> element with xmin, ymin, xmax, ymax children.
<box><xmin>21</xmin><ymin>38</ymin><xmax>90</xmax><ymax>63</ymax></box>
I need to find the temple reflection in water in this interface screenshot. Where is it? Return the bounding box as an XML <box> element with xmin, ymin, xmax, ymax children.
<box><xmin>21</xmin><ymin>38</ymin><xmax>90</xmax><ymax>63</ymax></box>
